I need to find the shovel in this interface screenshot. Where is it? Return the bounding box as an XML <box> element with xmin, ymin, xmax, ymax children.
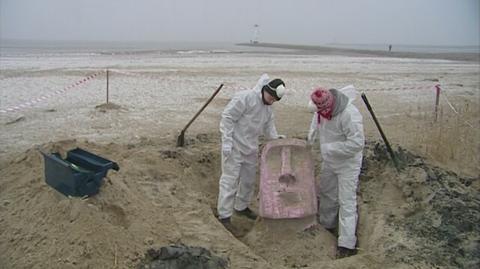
<box><xmin>361</xmin><ymin>92</ymin><xmax>400</xmax><ymax>171</ymax></box>
<box><xmin>176</xmin><ymin>84</ymin><xmax>224</xmax><ymax>147</ymax></box>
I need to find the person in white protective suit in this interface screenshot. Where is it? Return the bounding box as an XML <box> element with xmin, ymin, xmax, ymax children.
<box><xmin>217</xmin><ymin>74</ymin><xmax>286</xmax><ymax>233</ymax></box>
<box><xmin>307</xmin><ymin>85</ymin><xmax>365</xmax><ymax>258</ymax></box>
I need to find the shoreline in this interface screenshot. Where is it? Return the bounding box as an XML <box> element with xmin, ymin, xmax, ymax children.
<box><xmin>237</xmin><ymin>42</ymin><xmax>480</xmax><ymax>62</ymax></box>
<box><xmin>1</xmin><ymin>39</ymin><xmax>478</xmax><ymax>62</ymax></box>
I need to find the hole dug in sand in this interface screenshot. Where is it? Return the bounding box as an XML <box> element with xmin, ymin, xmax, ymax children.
<box><xmin>165</xmin><ymin>139</ymin><xmax>479</xmax><ymax>269</ymax></box>
<box><xmin>241</xmin><ymin>217</ymin><xmax>338</xmax><ymax>267</ymax></box>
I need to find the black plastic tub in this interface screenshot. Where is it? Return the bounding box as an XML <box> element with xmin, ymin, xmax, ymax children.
<box><xmin>41</xmin><ymin>148</ymin><xmax>119</xmax><ymax>197</ymax></box>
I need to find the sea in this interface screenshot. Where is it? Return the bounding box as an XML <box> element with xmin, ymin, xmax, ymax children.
<box><xmin>0</xmin><ymin>40</ymin><xmax>262</xmax><ymax>57</ymax></box>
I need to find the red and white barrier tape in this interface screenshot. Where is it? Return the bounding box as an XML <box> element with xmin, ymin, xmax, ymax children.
<box><xmin>440</xmin><ymin>90</ymin><xmax>475</xmax><ymax>129</ymax></box>
<box><xmin>0</xmin><ymin>71</ymin><xmax>102</xmax><ymax>113</ymax></box>
<box><xmin>441</xmin><ymin>93</ymin><xmax>458</xmax><ymax>114</ymax></box>
<box><xmin>105</xmin><ymin>71</ymin><xmax>440</xmax><ymax>94</ymax></box>
<box><xmin>225</xmin><ymin>84</ymin><xmax>439</xmax><ymax>94</ymax></box>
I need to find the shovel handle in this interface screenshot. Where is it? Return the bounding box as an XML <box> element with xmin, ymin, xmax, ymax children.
<box><xmin>361</xmin><ymin>93</ymin><xmax>400</xmax><ymax>171</ymax></box>
<box><xmin>182</xmin><ymin>84</ymin><xmax>223</xmax><ymax>132</ymax></box>
<box><xmin>177</xmin><ymin>84</ymin><xmax>224</xmax><ymax>147</ymax></box>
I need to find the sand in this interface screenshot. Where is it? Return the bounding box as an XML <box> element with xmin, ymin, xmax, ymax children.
<box><xmin>238</xmin><ymin>42</ymin><xmax>480</xmax><ymax>62</ymax></box>
<box><xmin>0</xmin><ymin>45</ymin><xmax>479</xmax><ymax>268</ymax></box>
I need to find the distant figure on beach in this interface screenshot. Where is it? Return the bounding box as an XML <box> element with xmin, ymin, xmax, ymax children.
<box><xmin>389</xmin><ymin>44</ymin><xmax>392</xmax><ymax>52</ymax></box>
<box><xmin>307</xmin><ymin>86</ymin><xmax>365</xmax><ymax>259</ymax></box>
<box><xmin>217</xmin><ymin>74</ymin><xmax>286</xmax><ymax>235</ymax></box>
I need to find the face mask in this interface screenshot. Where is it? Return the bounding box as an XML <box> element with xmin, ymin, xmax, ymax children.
<box><xmin>308</xmin><ymin>100</ymin><xmax>318</xmax><ymax>112</ymax></box>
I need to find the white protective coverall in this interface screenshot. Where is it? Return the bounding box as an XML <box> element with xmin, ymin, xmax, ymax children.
<box><xmin>308</xmin><ymin>85</ymin><xmax>365</xmax><ymax>249</ymax></box>
<box><xmin>217</xmin><ymin>74</ymin><xmax>280</xmax><ymax>219</ymax></box>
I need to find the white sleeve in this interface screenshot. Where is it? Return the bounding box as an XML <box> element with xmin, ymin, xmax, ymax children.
<box><xmin>219</xmin><ymin>95</ymin><xmax>246</xmax><ymax>147</ymax></box>
<box><xmin>307</xmin><ymin>113</ymin><xmax>318</xmax><ymax>145</ymax></box>
<box><xmin>263</xmin><ymin>110</ymin><xmax>279</xmax><ymax>140</ymax></box>
<box><xmin>321</xmin><ymin>107</ymin><xmax>364</xmax><ymax>159</ymax></box>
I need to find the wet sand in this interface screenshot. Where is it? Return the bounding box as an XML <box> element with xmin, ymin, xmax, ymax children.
<box><xmin>237</xmin><ymin>42</ymin><xmax>480</xmax><ymax>62</ymax></box>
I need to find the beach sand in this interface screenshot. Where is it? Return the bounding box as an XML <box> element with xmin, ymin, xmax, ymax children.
<box><xmin>238</xmin><ymin>42</ymin><xmax>480</xmax><ymax>62</ymax></box>
<box><xmin>0</xmin><ymin>45</ymin><xmax>479</xmax><ymax>268</ymax></box>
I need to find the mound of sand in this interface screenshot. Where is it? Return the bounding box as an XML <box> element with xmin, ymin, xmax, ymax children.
<box><xmin>95</xmin><ymin>102</ymin><xmax>125</xmax><ymax>113</ymax></box>
<box><xmin>0</xmin><ymin>134</ymin><xmax>478</xmax><ymax>268</ymax></box>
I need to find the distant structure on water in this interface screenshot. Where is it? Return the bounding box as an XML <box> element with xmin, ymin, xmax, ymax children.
<box><xmin>251</xmin><ymin>24</ymin><xmax>260</xmax><ymax>44</ymax></box>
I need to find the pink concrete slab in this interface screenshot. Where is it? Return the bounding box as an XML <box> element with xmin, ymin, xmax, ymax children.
<box><xmin>259</xmin><ymin>138</ymin><xmax>318</xmax><ymax>219</ymax></box>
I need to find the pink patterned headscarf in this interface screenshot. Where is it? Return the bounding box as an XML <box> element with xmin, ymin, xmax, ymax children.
<box><xmin>310</xmin><ymin>87</ymin><xmax>335</xmax><ymax>122</ymax></box>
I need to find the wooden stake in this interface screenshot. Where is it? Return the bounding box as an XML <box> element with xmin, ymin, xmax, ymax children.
<box><xmin>434</xmin><ymin>84</ymin><xmax>441</xmax><ymax>122</ymax></box>
<box><xmin>106</xmin><ymin>69</ymin><xmax>110</xmax><ymax>104</ymax></box>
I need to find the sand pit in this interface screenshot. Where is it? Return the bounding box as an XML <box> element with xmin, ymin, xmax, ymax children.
<box><xmin>0</xmin><ymin>135</ymin><xmax>478</xmax><ymax>269</ymax></box>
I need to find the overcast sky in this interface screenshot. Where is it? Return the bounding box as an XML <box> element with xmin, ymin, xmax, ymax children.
<box><xmin>1</xmin><ymin>0</ymin><xmax>478</xmax><ymax>46</ymax></box>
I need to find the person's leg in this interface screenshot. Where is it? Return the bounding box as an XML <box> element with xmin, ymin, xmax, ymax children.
<box><xmin>217</xmin><ymin>148</ymin><xmax>242</xmax><ymax>219</ymax></box>
<box><xmin>318</xmin><ymin>164</ymin><xmax>339</xmax><ymax>229</ymax></box>
<box><xmin>337</xmin><ymin>167</ymin><xmax>360</xmax><ymax>249</ymax></box>
<box><xmin>234</xmin><ymin>152</ymin><xmax>257</xmax><ymax>212</ymax></box>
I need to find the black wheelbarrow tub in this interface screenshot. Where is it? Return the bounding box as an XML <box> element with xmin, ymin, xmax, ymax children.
<box><xmin>40</xmin><ymin>148</ymin><xmax>119</xmax><ymax>197</ymax></box>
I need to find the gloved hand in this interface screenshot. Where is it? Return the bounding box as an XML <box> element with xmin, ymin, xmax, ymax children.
<box><xmin>277</xmin><ymin>134</ymin><xmax>286</xmax><ymax>139</ymax></box>
<box><xmin>320</xmin><ymin>143</ymin><xmax>331</xmax><ymax>157</ymax></box>
<box><xmin>222</xmin><ymin>143</ymin><xmax>232</xmax><ymax>158</ymax></box>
